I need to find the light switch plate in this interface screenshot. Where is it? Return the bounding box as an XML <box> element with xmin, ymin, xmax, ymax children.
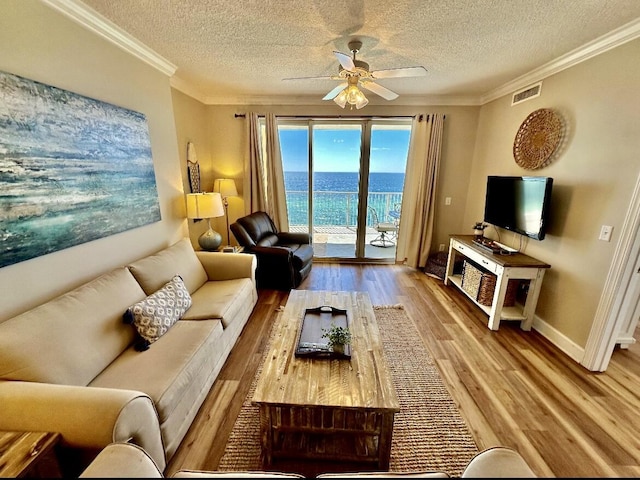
<box><xmin>599</xmin><ymin>225</ymin><xmax>613</xmax><ymax>242</ymax></box>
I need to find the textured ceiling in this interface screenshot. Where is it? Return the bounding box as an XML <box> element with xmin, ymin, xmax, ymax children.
<box><xmin>79</xmin><ymin>0</ymin><xmax>640</xmax><ymax>104</ymax></box>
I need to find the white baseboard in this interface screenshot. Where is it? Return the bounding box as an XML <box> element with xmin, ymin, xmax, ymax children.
<box><xmin>532</xmin><ymin>315</ymin><xmax>585</xmax><ymax>365</ymax></box>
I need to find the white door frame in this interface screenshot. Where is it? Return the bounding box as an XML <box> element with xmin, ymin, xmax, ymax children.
<box><xmin>582</xmin><ymin>170</ymin><xmax>640</xmax><ymax>371</ymax></box>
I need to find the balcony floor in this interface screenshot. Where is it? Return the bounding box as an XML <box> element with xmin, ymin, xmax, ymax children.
<box><xmin>290</xmin><ymin>225</ymin><xmax>397</xmax><ymax>261</ymax></box>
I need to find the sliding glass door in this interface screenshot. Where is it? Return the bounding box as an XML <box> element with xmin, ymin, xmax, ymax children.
<box><xmin>278</xmin><ymin>118</ymin><xmax>411</xmax><ymax>262</ymax></box>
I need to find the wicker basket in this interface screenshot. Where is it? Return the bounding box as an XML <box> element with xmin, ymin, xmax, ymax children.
<box><xmin>461</xmin><ymin>260</ymin><xmax>483</xmax><ymax>298</ymax></box>
<box><xmin>461</xmin><ymin>261</ymin><xmax>519</xmax><ymax>307</ymax></box>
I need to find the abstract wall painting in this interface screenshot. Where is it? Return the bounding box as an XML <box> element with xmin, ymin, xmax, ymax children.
<box><xmin>0</xmin><ymin>70</ymin><xmax>161</xmax><ymax>269</ymax></box>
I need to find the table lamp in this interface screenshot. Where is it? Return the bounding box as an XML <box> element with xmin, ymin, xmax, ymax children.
<box><xmin>186</xmin><ymin>192</ymin><xmax>224</xmax><ymax>251</ymax></box>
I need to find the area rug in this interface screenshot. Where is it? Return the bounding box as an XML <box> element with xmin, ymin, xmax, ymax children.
<box><xmin>218</xmin><ymin>304</ymin><xmax>479</xmax><ymax>477</ymax></box>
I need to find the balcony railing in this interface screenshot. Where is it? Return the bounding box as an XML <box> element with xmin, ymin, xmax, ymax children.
<box><xmin>286</xmin><ymin>191</ymin><xmax>402</xmax><ymax>228</ymax></box>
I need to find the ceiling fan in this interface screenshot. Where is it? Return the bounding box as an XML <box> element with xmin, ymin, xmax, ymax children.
<box><xmin>284</xmin><ymin>40</ymin><xmax>427</xmax><ymax>109</ymax></box>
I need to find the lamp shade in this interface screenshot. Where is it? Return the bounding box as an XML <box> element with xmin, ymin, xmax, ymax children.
<box><xmin>333</xmin><ymin>89</ymin><xmax>348</xmax><ymax>108</ymax></box>
<box><xmin>186</xmin><ymin>192</ymin><xmax>224</xmax><ymax>219</ymax></box>
<box><xmin>213</xmin><ymin>178</ymin><xmax>238</xmax><ymax>198</ymax></box>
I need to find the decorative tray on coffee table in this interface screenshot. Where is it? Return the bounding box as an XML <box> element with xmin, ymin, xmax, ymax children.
<box><xmin>294</xmin><ymin>305</ymin><xmax>351</xmax><ymax>359</ymax></box>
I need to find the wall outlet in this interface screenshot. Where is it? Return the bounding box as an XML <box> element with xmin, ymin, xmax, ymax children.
<box><xmin>445</xmin><ymin>197</ymin><xmax>452</xmax><ymax>205</ymax></box>
<box><xmin>439</xmin><ymin>244</ymin><xmax>446</xmax><ymax>251</ymax></box>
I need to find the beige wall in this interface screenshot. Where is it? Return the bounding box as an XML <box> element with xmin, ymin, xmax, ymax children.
<box><xmin>466</xmin><ymin>38</ymin><xmax>640</xmax><ymax>352</ymax></box>
<box><xmin>171</xmin><ymin>89</ymin><xmax>214</xmax><ymax>247</ymax></box>
<box><xmin>0</xmin><ymin>1</ymin><xmax>185</xmax><ymax>321</ymax></box>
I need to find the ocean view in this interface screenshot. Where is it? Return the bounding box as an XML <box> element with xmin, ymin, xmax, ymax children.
<box><xmin>284</xmin><ymin>171</ymin><xmax>404</xmax><ymax>227</ymax></box>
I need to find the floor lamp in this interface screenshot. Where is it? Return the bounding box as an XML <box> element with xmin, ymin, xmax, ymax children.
<box><xmin>213</xmin><ymin>178</ymin><xmax>238</xmax><ymax>246</ymax></box>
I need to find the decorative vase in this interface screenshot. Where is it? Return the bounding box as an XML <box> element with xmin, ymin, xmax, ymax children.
<box><xmin>473</xmin><ymin>222</ymin><xmax>487</xmax><ymax>240</ymax></box>
<box><xmin>332</xmin><ymin>343</ymin><xmax>345</xmax><ymax>355</ymax></box>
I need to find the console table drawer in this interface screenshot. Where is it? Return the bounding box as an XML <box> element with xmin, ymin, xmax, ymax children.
<box><xmin>452</xmin><ymin>240</ymin><xmax>500</xmax><ymax>274</ymax></box>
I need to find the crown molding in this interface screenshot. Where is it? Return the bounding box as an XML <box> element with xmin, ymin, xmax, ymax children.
<box><xmin>168</xmin><ymin>78</ymin><xmax>482</xmax><ymax>105</ymax></box>
<box><xmin>169</xmin><ymin>76</ymin><xmax>208</xmax><ymax>103</ymax></box>
<box><xmin>481</xmin><ymin>17</ymin><xmax>640</xmax><ymax>105</ymax></box>
<box><xmin>192</xmin><ymin>92</ymin><xmax>482</xmax><ymax>106</ymax></box>
<box><xmin>41</xmin><ymin>0</ymin><xmax>177</xmax><ymax>77</ymax></box>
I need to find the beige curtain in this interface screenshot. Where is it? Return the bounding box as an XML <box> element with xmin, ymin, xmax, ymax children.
<box><xmin>396</xmin><ymin>113</ymin><xmax>445</xmax><ymax>268</ymax></box>
<box><xmin>246</xmin><ymin>112</ymin><xmax>289</xmax><ymax>230</ymax></box>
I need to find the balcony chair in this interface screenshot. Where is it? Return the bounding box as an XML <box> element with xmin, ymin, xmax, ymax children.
<box><xmin>230</xmin><ymin>211</ymin><xmax>313</xmax><ymax>290</ymax></box>
<box><xmin>388</xmin><ymin>202</ymin><xmax>402</xmax><ymax>239</ymax></box>
<box><xmin>368</xmin><ymin>206</ymin><xmax>398</xmax><ymax>248</ymax></box>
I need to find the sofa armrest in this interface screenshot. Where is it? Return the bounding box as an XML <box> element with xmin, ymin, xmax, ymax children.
<box><xmin>196</xmin><ymin>251</ymin><xmax>257</xmax><ymax>282</ymax></box>
<box><xmin>461</xmin><ymin>446</ymin><xmax>536</xmax><ymax>477</ymax></box>
<box><xmin>80</xmin><ymin>442</ymin><xmax>163</xmax><ymax>478</ymax></box>
<box><xmin>252</xmin><ymin>245</ymin><xmax>293</xmax><ymax>258</ymax></box>
<box><xmin>0</xmin><ymin>381</ymin><xmax>166</xmax><ymax>471</ymax></box>
<box><xmin>277</xmin><ymin>232</ymin><xmax>311</xmax><ymax>244</ymax></box>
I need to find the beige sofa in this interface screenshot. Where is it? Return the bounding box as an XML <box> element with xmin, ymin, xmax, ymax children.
<box><xmin>0</xmin><ymin>238</ymin><xmax>257</xmax><ymax>472</ymax></box>
<box><xmin>79</xmin><ymin>442</ymin><xmax>538</xmax><ymax>478</ymax></box>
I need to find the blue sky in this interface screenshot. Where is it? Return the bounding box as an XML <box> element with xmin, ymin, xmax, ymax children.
<box><xmin>279</xmin><ymin>127</ymin><xmax>411</xmax><ymax>173</ymax></box>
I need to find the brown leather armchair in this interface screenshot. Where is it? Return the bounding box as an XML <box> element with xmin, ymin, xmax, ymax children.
<box><xmin>230</xmin><ymin>211</ymin><xmax>313</xmax><ymax>290</ymax></box>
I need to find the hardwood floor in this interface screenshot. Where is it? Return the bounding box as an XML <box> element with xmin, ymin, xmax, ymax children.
<box><xmin>165</xmin><ymin>263</ymin><xmax>640</xmax><ymax>477</ymax></box>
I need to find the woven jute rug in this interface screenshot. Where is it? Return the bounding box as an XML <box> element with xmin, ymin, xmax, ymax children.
<box><xmin>218</xmin><ymin>304</ymin><xmax>479</xmax><ymax>477</ymax></box>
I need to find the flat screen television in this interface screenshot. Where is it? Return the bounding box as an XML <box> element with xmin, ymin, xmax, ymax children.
<box><xmin>483</xmin><ymin>176</ymin><xmax>553</xmax><ymax>240</ymax></box>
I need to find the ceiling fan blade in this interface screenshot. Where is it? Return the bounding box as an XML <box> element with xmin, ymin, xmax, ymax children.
<box><xmin>333</xmin><ymin>51</ymin><xmax>356</xmax><ymax>71</ymax></box>
<box><xmin>360</xmin><ymin>81</ymin><xmax>399</xmax><ymax>101</ymax></box>
<box><xmin>371</xmin><ymin>66</ymin><xmax>427</xmax><ymax>79</ymax></box>
<box><xmin>322</xmin><ymin>82</ymin><xmax>348</xmax><ymax>100</ymax></box>
<box><xmin>282</xmin><ymin>75</ymin><xmax>333</xmax><ymax>81</ymax></box>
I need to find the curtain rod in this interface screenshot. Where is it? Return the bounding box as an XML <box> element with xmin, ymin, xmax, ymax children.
<box><xmin>234</xmin><ymin>113</ymin><xmax>444</xmax><ymax>121</ymax></box>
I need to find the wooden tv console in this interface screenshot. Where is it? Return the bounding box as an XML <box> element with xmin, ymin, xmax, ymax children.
<box><xmin>444</xmin><ymin>235</ymin><xmax>551</xmax><ymax>331</ymax></box>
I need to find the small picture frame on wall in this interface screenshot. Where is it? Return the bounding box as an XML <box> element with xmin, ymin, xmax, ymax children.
<box><xmin>187</xmin><ymin>141</ymin><xmax>201</xmax><ymax>193</ymax></box>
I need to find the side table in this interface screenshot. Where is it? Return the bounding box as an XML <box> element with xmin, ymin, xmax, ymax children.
<box><xmin>216</xmin><ymin>245</ymin><xmax>244</xmax><ymax>253</ymax></box>
<box><xmin>0</xmin><ymin>431</ymin><xmax>61</xmax><ymax>478</ymax></box>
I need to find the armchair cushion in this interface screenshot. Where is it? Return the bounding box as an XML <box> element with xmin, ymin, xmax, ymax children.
<box><xmin>257</xmin><ymin>233</ymin><xmax>281</xmax><ymax>247</ymax></box>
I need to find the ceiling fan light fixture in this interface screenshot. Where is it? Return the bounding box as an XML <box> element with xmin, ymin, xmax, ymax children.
<box><xmin>343</xmin><ymin>84</ymin><xmax>368</xmax><ymax>109</ymax></box>
<box><xmin>354</xmin><ymin>89</ymin><xmax>369</xmax><ymax>109</ymax></box>
<box><xmin>333</xmin><ymin>89</ymin><xmax>348</xmax><ymax>108</ymax></box>
<box><xmin>346</xmin><ymin>85</ymin><xmax>361</xmax><ymax>103</ymax></box>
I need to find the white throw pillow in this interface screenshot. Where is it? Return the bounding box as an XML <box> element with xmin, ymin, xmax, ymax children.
<box><xmin>124</xmin><ymin>275</ymin><xmax>192</xmax><ymax>351</ymax></box>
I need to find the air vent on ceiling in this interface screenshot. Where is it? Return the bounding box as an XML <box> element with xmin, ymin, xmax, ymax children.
<box><xmin>511</xmin><ymin>82</ymin><xmax>542</xmax><ymax>106</ymax></box>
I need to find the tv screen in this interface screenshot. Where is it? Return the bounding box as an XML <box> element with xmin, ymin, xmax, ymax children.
<box><xmin>483</xmin><ymin>176</ymin><xmax>553</xmax><ymax>240</ymax></box>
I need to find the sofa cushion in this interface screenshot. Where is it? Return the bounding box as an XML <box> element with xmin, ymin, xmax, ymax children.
<box><xmin>89</xmin><ymin>319</ymin><xmax>224</xmax><ymax>424</ymax></box>
<box><xmin>182</xmin><ymin>278</ymin><xmax>255</xmax><ymax>328</ymax></box>
<box><xmin>125</xmin><ymin>275</ymin><xmax>193</xmax><ymax>351</ymax></box>
<box><xmin>0</xmin><ymin>267</ymin><xmax>146</xmax><ymax>386</ymax></box>
<box><xmin>128</xmin><ymin>238</ymin><xmax>208</xmax><ymax>296</ymax></box>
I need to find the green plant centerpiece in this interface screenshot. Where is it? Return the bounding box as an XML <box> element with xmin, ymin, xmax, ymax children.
<box><xmin>321</xmin><ymin>323</ymin><xmax>352</xmax><ymax>355</ymax></box>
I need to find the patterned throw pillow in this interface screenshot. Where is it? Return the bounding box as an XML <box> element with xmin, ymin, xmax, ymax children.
<box><xmin>124</xmin><ymin>275</ymin><xmax>192</xmax><ymax>351</ymax></box>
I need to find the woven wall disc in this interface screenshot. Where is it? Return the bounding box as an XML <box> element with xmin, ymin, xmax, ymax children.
<box><xmin>513</xmin><ymin>108</ymin><xmax>563</xmax><ymax>170</ymax></box>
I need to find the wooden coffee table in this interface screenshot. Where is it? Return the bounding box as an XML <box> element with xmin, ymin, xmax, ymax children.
<box><xmin>0</xmin><ymin>431</ymin><xmax>61</xmax><ymax>478</ymax></box>
<box><xmin>252</xmin><ymin>290</ymin><xmax>399</xmax><ymax>469</ymax></box>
